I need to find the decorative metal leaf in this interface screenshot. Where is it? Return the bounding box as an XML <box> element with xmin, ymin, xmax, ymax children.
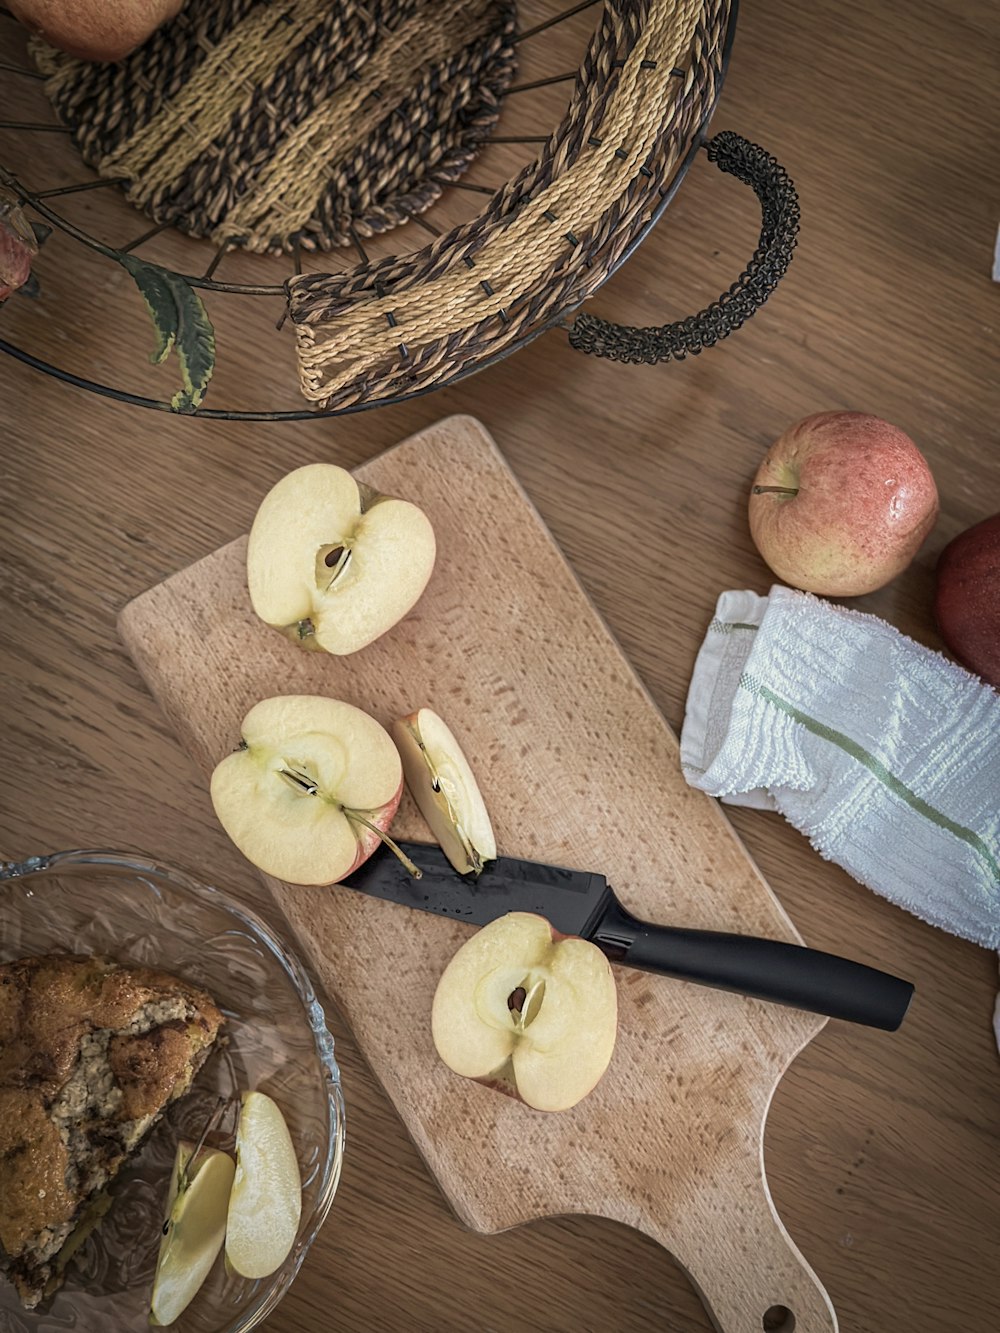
<box><xmin>120</xmin><ymin>255</ymin><xmax>176</xmax><ymax>364</ymax></box>
<box><xmin>120</xmin><ymin>255</ymin><xmax>215</xmax><ymax>412</ymax></box>
<box><xmin>163</xmin><ymin>269</ymin><xmax>215</xmax><ymax>414</ymax></box>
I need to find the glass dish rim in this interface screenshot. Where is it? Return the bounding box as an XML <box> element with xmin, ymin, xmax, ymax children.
<box><xmin>0</xmin><ymin>847</ymin><xmax>346</xmax><ymax>1333</ymax></box>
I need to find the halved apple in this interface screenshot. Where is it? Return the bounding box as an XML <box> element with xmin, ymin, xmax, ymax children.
<box><xmin>225</xmin><ymin>1091</ymin><xmax>302</xmax><ymax>1281</ymax></box>
<box><xmin>431</xmin><ymin>912</ymin><xmax>618</xmax><ymax>1113</ymax></box>
<box><xmin>210</xmin><ymin>695</ymin><xmax>407</xmax><ymax>885</ymax></box>
<box><xmin>150</xmin><ymin>1141</ymin><xmax>236</xmax><ymax>1326</ymax></box>
<box><xmin>392</xmin><ymin>708</ymin><xmax>496</xmax><ymax>875</ymax></box>
<box><xmin>246</xmin><ymin>463</ymin><xmax>436</xmax><ymax>656</ymax></box>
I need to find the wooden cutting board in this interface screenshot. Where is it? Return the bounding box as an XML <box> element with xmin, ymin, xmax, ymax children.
<box><xmin>118</xmin><ymin>415</ymin><xmax>837</xmax><ymax>1333</ymax></box>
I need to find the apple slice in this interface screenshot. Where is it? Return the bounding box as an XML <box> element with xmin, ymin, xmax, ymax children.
<box><xmin>150</xmin><ymin>1140</ymin><xmax>236</xmax><ymax>1326</ymax></box>
<box><xmin>431</xmin><ymin>912</ymin><xmax>618</xmax><ymax>1113</ymax></box>
<box><xmin>392</xmin><ymin>708</ymin><xmax>496</xmax><ymax>875</ymax></box>
<box><xmin>211</xmin><ymin>695</ymin><xmax>414</xmax><ymax>885</ymax></box>
<box><xmin>225</xmin><ymin>1091</ymin><xmax>302</xmax><ymax>1281</ymax></box>
<box><xmin>246</xmin><ymin>463</ymin><xmax>436</xmax><ymax>656</ymax></box>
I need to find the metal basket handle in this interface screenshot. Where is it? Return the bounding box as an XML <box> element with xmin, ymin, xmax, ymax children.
<box><xmin>567</xmin><ymin>131</ymin><xmax>800</xmax><ymax>363</ymax></box>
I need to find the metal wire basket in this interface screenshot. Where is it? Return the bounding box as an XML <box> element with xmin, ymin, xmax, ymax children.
<box><xmin>0</xmin><ymin>0</ymin><xmax>799</xmax><ymax>421</ymax></box>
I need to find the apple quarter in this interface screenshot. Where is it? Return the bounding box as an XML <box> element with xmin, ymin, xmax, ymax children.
<box><xmin>151</xmin><ymin>1142</ymin><xmax>235</xmax><ymax>1326</ymax></box>
<box><xmin>226</xmin><ymin>1091</ymin><xmax>302</xmax><ymax>1281</ymax></box>
<box><xmin>392</xmin><ymin>707</ymin><xmax>497</xmax><ymax>875</ymax></box>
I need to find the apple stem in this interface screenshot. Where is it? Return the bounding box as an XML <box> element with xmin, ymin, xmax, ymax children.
<box><xmin>171</xmin><ymin>1095</ymin><xmax>229</xmax><ymax>1209</ymax></box>
<box><xmin>752</xmin><ymin>485</ymin><xmax>799</xmax><ymax>496</ymax></box>
<box><xmin>356</xmin><ymin>481</ymin><xmax>382</xmax><ymax>514</ymax></box>
<box><xmin>345</xmin><ymin>810</ymin><xmax>423</xmax><ymax>879</ymax></box>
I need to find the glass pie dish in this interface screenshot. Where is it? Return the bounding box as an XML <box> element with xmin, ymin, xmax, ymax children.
<box><xmin>0</xmin><ymin>849</ymin><xmax>345</xmax><ymax>1333</ymax></box>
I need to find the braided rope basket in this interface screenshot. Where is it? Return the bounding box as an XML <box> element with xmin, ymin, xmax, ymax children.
<box><xmin>3</xmin><ymin>0</ymin><xmax>799</xmax><ymax>419</ymax></box>
<box><xmin>286</xmin><ymin>0</ymin><xmax>798</xmax><ymax>411</ymax></box>
<box><xmin>289</xmin><ymin>0</ymin><xmax>737</xmax><ymax>408</ymax></box>
<box><xmin>34</xmin><ymin>0</ymin><xmax>519</xmax><ymax>255</ymax></box>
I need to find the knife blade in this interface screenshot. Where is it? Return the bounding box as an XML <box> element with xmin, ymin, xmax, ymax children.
<box><xmin>341</xmin><ymin>842</ymin><xmax>913</xmax><ymax>1031</ymax></box>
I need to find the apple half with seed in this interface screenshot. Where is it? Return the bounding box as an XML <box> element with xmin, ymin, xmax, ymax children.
<box><xmin>210</xmin><ymin>695</ymin><xmax>417</xmax><ymax>885</ymax></box>
<box><xmin>150</xmin><ymin>1141</ymin><xmax>236</xmax><ymax>1326</ymax></box>
<box><xmin>392</xmin><ymin>708</ymin><xmax>497</xmax><ymax>875</ymax></box>
<box><xmin>247</xmin><ymin>463</ymin><xmax>436</xmax><ymax>656</ymax></box>
<box><xmin>431</xmin><ymin>913</ymin><xmax>618</xmax><ymax>1113</ymax></box>
<box><xmin>225</xmin><ymin>1091</ymin><xmax>302</xmax><ymax>1281</ymax></box>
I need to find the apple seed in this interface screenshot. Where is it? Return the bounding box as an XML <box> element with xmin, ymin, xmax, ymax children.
<box><xmin>318</xmin><ymin>543</ymin><xmax>353</xmax><ymax>589</ymax></box>
<box><xmin>413</xmin><ymin>736</ymin><xmax>443</xmax><ymax>793</ymax></box>
<box><xmin>279</xmin><ymin>767</ymin><xmax>319</xmax><ymax>796</ymax></box>
<box><xmin>509</xmin><ymin>978</ymin><xmax>545</xmax><ymax>1032</ymax></box>
<box><xmin>403</xmin><ymin>725</ymin><xmax>483</xmax><ymax>870</ymax></box>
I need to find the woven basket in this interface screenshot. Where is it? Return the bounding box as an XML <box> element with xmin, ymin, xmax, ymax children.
<box><xmin>20</xmin><ymin>0</ymin><xmax>799</xmax><ymax>419</ymax></box>
<box><xmin>34</xmin><ymin>0</ymin><xmax>519</xmax><ymax>255</ymax></box>
<box><xmin>283</xmin><ymin>0</ymin><xmax>799</xmax><ymax>410</ymax></box>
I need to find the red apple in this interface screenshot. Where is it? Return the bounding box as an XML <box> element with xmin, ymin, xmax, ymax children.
<box><xmin>8</xmin><ymin>0</ymin><xmax>183</xmax><ymax>62</ymax></box>
<box><xmin>748</xmin><ymin>412</ymin><xmax>939</xmax><ymax>596</ymax></box>
<box><xmin>0</xmin><ymin>189</ymin><xmax>38</xmax><ymax>302</ymax></box>
<box><xmin>934</xmin><ymin>513</ymin><xmax>1000</xmax><ymax>688</ymax></box>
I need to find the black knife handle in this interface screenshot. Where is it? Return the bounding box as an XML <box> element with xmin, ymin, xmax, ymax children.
<box><xmin>594</xmin><ymin>897</ymin><xmax>913</xmax><ymax>1030</ymax></box>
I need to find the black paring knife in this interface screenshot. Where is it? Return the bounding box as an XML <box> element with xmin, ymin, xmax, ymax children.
<box><xmin>341</xmin><ymin>842</ymin><xmax>914</xmax><ymax>1031</ymax></box>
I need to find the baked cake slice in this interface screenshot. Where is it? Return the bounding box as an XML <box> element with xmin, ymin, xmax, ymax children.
<box><xmin>0</xmin><ymin>953</ymin><xmax>223</xmax><ymax>1309</ymax></box>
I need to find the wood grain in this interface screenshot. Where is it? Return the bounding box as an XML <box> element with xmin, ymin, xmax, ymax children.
<box><xmin>1</xmin><ymin>1</ymin><xmax>998</xmax><ymax>1331</ymax></box>
<box><xmin>119</xmin><ymin>416</ymin><xmax>836</xmax><ymax>1333</ymax></box>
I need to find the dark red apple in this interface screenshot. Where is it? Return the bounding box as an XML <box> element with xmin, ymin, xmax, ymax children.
<box><xmin>934</xmin><ymin>513</ymin><xmax>1000</xmax><ymax>688</ymax></box>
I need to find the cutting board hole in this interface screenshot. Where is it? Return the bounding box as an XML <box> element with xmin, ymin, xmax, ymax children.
<box><xmin>762</xmin><ymin>1307</ymin><xmax>795</xmax><ymax>1332</ymax></box>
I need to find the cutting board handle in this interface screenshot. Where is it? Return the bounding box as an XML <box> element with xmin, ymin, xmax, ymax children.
<box><xmin>636</xmin><ymin>1156</ymin><xmax>839</xmax><ymax>1333</ymax></box>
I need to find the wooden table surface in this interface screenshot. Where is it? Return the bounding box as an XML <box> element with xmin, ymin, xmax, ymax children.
<box><xmin>1</xmin><ymin>3</ymin><xmax>998</xmax><ymax>1331</ymax></box>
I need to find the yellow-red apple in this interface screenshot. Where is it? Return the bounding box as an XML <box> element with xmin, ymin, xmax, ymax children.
<box><xmin>748</xmin><ymin>412</ymin><xmax>939</xmax><ymax>596</ymax></box>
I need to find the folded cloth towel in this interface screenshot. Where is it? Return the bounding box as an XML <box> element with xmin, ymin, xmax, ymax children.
<box><xmin>680</xmin><ymin>585</ymin><xmax>1000</xmax><ymax>950</ymax></box>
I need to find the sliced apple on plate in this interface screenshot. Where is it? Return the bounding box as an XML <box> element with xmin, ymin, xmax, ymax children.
<box><xmin>210</xmin><ymin>695</ymin><xmax>417</xmax><ymax>885</ymax></box>
<box><xmin>225</xmin><ymin>1091</ymin><xmax>302</xmax><ymax>1281</ymax></box>
<box><xmin>246</xmin><ymin>463</ymin><xmax>436</xmax><ymax>656</ymax></box>
<box><xmin>392</xmin><ymin>708</ymin><xmax>496</xmax><ymax>875</ymax></box>
<box><xmin>150</xmin><ymin>1141</ymin><xmax>236</xmax><ymax>1326</ymax></box>
<box><xmin>431</xmin><ymin>912</ymin><xmax>618</xmax><ymax>1113</ymax></box>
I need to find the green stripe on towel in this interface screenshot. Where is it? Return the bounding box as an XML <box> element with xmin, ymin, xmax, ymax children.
<box><xmin>709</xmin><ymin>618</ymin><xmax>761</xmax><ymax>634</ymax></box>
<box><xmin>738</xmin><ymin>673</ymin><xmax>1000</xmax><ymax>885</ymax></box>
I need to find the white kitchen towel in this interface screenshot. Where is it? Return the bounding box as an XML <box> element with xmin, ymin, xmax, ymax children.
<box><xmin>680</xmin><ymin>585</ymin><xmax>1000</xmax><ymax>950</ymax></box>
